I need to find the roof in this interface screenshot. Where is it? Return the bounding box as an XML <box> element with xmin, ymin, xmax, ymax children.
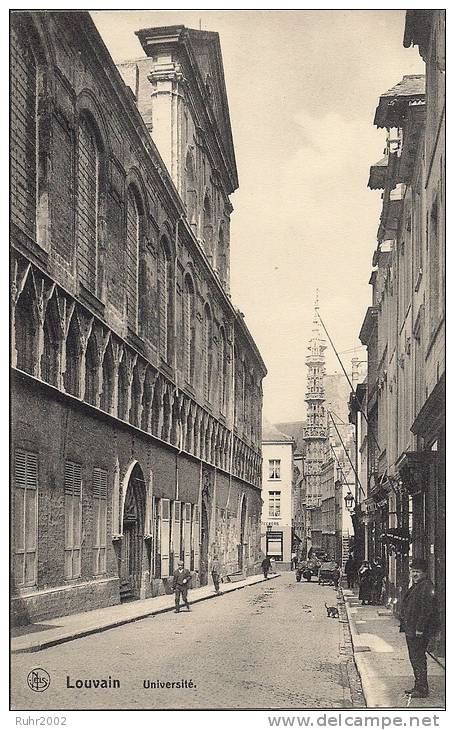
<box><xmin>368</xmin><ymin>156</ymin><xmax>388</xmax><ymax>190</ymax></box>
<box><xmin>359</xmin><ymin>306</ymin><xmax>379</xmax><ymax>346</ymax></box>
<box><xmin>262</xmin><ymin>421</ymin><xmax>294</xmax><ymax>443</ymax></box>
<box><xmin>135</xmin><ymin>25</ymin><xmax>238</xmax><ymax>193</ymax></box>
<box><xmin>274</xmin><ymin>421</ymin><xmax>305</xmax><ymax>454</ymax></box>
<box><xmin>374</xmin><ymin>75</ymin><xmax>425</xmax><ymax>129</ymax></box>
<box><xmin>403</xmin><ymin>10</ymin><xmax>434</xmax><ymax>60</ymax></box>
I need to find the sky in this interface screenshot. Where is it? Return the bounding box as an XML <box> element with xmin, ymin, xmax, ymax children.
<box><xmin>91</xmin><ymin>10</ymin><xmax>424</xmax><ymax>423</ymax></box>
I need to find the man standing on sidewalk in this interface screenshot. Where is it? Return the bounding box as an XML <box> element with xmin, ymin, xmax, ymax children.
<box><xmin>173</xmin><ymin>560</ymin><xmax>192</xmax><ymax>613</ymax></box>
<box><xmin>399</xmin><ymin>558</ymin><xmax>439</xmax><ymax>698</ymax></box>
<box><xmin>261</xmin><ymin>555</ymin><xmax>272</xmax><ymax>579</ymax></box>
<box><xmin>211</xmin><ymin>555</ymin><xmax>222</xmax><ymax>594</ymax></box>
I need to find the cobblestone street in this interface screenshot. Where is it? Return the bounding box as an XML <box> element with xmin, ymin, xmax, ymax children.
<box><xmin>11</xmin><ymin>574</ymin><xmax>358</xmax><ymax>710</ymax></box>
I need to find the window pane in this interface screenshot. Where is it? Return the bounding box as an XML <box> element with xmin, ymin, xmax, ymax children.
<box><xmin>25</xmin><ymin>551</ymin><xmax>36</xmax><ymax>585</ymax></box>
<box><xmin>14</xmin><ymin>488</ymin><xmax>25</xmax><ymax>551</ymax></box>
<box><xmin>14</xmin><ymin>553</ymin><xmax>24</xmax><ymax>586</ymax></box>
<box><xmin>25</xmin><ymin>490</ymin><xmax>37</xmax><ymax>551</ymax></box>
<box><xmin>64</xmin><ymin>549</ymin><xmax>72</xmax><ymax>579</ymax></box>
<box><xmin>100</xmin><ymin>547</ymin><xmax>106</xmax><ymax>573</ymax></box>
<box><xmin>65</xmin><ymin>495</ymin><xmax>73</xmax><ymax>549</ymax></box>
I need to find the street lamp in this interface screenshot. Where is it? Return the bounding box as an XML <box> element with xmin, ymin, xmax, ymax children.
<box><xmin>344</xmin><ymin>490</ymin><xmax>355</xmax><ymax>513</ymax></box>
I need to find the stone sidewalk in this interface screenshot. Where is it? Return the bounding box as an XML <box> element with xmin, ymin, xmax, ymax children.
<box><xmin>343</xmin><ymin>588</ymin><xmax>445</xmax><ymax>709</ymax></box>
<box><xmin>12</xmin><ymin>572</ymin><xmax>280</xmax><ymax>654</ymax></box>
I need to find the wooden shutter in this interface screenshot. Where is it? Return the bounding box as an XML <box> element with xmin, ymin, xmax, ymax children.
<box><xmin>184</xmin><ymin>502</ymin><xmax>191</xmax><ymax>568</ymax></box>
<box><xmin>14</xmin><ymin>451</ymin><xmax>38</xmax><ymax>586</ymax></box>
<box><xmin>11</xmin><ymin>26</ymin><xmax>37</xmax><ymax>239</ymax></box>
<box><xmin>193</xmin><ymin>504</ymin><xmax>200</xmax><ymax>571</ymax></box>
<box><xmin>64</xmin><ymin>461</ymin><xmax>82</xmax><ymax>578</ymax></box>
<box><xmin>126</xmin><ymin>188</ymin><xmax>139</xmax><ymax>331</ymax></box>
<box><xmin>173</xmin><ymin>501</ymin><xmax>181</xmax><ymax>561</ymax></box>
<box><xmin>93</xmin><ymin>467</ymin><xmax>107</xmax><ymax>499</ymax></box>
<box><xmin>77</xmin><ymin>116</ymin><xmax>98</xmax><ymax>293</ymax></box>
<box><xmin>160</xmin><ymin>498</ymin><xmax>170</xmax><ymax>577</ymax></box>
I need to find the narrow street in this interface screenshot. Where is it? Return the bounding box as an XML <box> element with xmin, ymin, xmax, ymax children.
<box><xmin>11</xmin><ymin>574</ymin><xmax>358</xmax><ymax>710</ymax></box>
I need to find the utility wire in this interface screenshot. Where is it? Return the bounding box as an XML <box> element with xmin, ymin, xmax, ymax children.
<box><xmin>317</xmin><ymin>308</ymin><xmax>383</xmax><ymax>457</ymax></box>
<box><xmin>328</xmin><ymin>410</ymin><xmax>366</xmax><ymax>499</ymax></box>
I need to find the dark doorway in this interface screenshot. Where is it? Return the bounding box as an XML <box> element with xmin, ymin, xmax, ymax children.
<box><xmin>119</xmin><ymin>463</ymin><xmax>146</xmax><ymax>601</ymax></box>
<box><xmin>200</xmin><ymin>501</ymin><xmax>209</xmax><ymax>586</ymax></box>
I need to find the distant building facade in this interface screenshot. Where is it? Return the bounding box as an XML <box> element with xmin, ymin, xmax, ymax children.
<box><xmin>11</xmin><ymin>12</ymin><xmax>266</xmax><ymax>624</ymax></box>
<box><xmin>355</xmin><ymin>10</ymin><xmax>445</xmax><ymax>657</ymax></box>
<box><xmin>261</xmin><ymin>424</ymin><xmax>294</xmax><ymax>569</ymax></box>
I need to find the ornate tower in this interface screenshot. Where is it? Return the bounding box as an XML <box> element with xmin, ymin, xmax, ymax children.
<box><xmin>303</xmin><ymin>292</ymin><xmax>327</xmax><ymax>509</ymax></box>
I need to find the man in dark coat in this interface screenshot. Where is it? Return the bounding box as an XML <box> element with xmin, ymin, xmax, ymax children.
<box><xmin>261</xmin><ymin>556</ymin><xmax>272</xmax><ymax>579</ymax></box>
<box><xmin>400</xmin><ymin>558</ymin><xmax>439</xmax><ymax>698</ymax></box>
<box><xmin>344</xmin><ymin>554</ymin><xmax>356</xmax><ymax>589</ymax></box>
<box><xmin>173</xmin><ymin>560</ymin><xmax>192</xmax><ymax>612</ymax></box>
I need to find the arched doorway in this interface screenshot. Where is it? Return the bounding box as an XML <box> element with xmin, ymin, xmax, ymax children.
<box><xmin>238</xmin><ymin>495</ymin><xmax>247</xmax><ymax>571</ymax></box>
<box><xmin>119</xmin><ymin>463</ymin><xmax>146</xmax><ymax>601</ymax></box>
<box><xmin>200</xmin><ymin>501</ymin><xmax>209</xmax><ymax>586</ymax></box>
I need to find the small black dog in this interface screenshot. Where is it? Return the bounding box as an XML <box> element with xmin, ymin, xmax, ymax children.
<box><xmin>325</xmin><ymin>602</ymin><xmax>339</xmax><ymax>618</ymax></box>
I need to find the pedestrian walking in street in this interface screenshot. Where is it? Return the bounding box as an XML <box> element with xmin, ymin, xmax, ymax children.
<box><xmin>173</xmin><ymin>560</ymin><xmax>192</xmax><ymax>613</ymax></box>
<box><xmin>211</xmin><ymin>555</ymin><xmax>222</xmax><ymax>594</ymax></box>
<box><xmin>358</xmin><ymin>560</ymin><xmax>372</xmax><ymax>605</ymax></box>
<box><xmin>291</xmin><ymin>552</ymin><xmax>297</xmax><ymax>570</ymax></box>
<box><xmin>261</xmin><ymin>555</ymin><xmax>272</xmax><ymax>579</ymax></box>
<box><xmin>400</xmin><ymin>558</ymin><xmax>440</xmax><ymax>698</ymax></box>
<box><xmin>371</xmin><ymin>560</ymin><xmax>385</xmax><ymax>605</ymax></box>
<box><xmin>344</xmin><ymin>553</ymin><xmax>356</xmax><ymax>590</ymax></box>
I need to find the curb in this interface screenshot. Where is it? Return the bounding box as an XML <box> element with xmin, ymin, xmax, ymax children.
<box><xmin>12</xmin><ymin>573</ymin><xmax>281</xmax><ymax>654</ymax></box>
<box><xmin>337</xmin><ymin>589</ymin><xmax>366</xmax><ymax>708</ymax></box>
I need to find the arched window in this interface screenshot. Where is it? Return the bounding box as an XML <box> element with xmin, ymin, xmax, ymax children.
<box><xmin>215</xmin><ymin>221</ymin><xmax>226</xmax><ymax>279</ymax></box>
<box><xmin>185</xmin><ymin>151</ymin><xmax>197</xmax><ymax>228</ymax></box>
<box><xmin>130</xmin><ymin>365</ymin><xmax>142</xmax><ymax>427</ymax></box>
<box><xmin>141</xmin><ymin>368</ymin><xmax>153</xmax><ymax>432</ymax></box>
<box><xmin>203</xmin><ymin>194</ymin><xmax>213</xmax><ymax>260</ymax></box>
<box><xmin>64</xmin><ymin>314</ymin><xmax>81</xmax><ymax>396</ymax></box>
<box><xmin>11</xmin><ymin>24</ymin><xmax>38</xmax><ymax>240</ymax></box>
<box><xmin>203</xmin><ymin>305</ymin><xmax>213</xmax><ymax>402</ymax></box>
<box><xmin>183</xmin><ymin>275</ymin><xmax>196</xmax><ymax>385</ymax></box>
<box><xmin>158</xmin><ymin>238</ymin><xmax>173</xmax><ymax>364</ymax></box>
<box><xmin>117</xmin><ymin>355</ymin><xmax>129</xmax><ymax>421</ymax></box>
<box><xmin>77</xmin><ymin>114</ymin><xmax>101</xmax><ymax>294</ymax></box>
<box><xmin>41</xmin><ymin>299</ymin><xmax>60</xmax><ymax>387</ymax></box>
<box><xmin>15</xmin><ymin>293</ymin><xmax>36</xmax><ymax>375</ymax></box>
<box><xmin>219</xmin><ymin>327</ymin><xmax>228</xmax><ymax>413</ymax></box>
<box><xmin>126</xmin><ymin>186</ymin><xmax>142</xmax><ymax>332</ymax></box>
<box><xmin>242</xmin><ymin>360</ymin><xmax>247</xmax><ymax>427</ymax></box>
<box><xmin>100</xmin><ymin>343</ymin><xmax>114</xmax><ymax>413</ymax></box>
<box><xmin>84</xmin><ymin>333</ymin><xmax>98</xmax><ymax>406</ymax></box>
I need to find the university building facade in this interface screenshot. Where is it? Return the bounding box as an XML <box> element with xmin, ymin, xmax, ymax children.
<box><xmin>11</xmin><ymin>12</ymin><xmax>266</xmax><ymax>624</ymax></box>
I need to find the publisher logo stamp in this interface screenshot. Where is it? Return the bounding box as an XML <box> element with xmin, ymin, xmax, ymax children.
<box><xmin>27</xmin><ymin>668</ymin><xmax>50</xmax><ymax>692</ymax></box>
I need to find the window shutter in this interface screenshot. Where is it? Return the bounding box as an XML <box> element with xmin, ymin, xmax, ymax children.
<box><xmin>173</xmin><ymin>501</ymin><xmax>181</xmax><ymax>560</ymax></box>
<box><xmin>65</xmin><ymin>461</ymin><xmax>82</xmax><ymax>496</ymax></box>
<box><xmin>126</xmin><ymin>189</ymin><xmax>139</xmax><ymax>332</ymax></box>
<box><xmin>11</xmin><ymin>26</ymin><xmax>37</xmax><ymax>240</ymax></box>
<box><xmin>160</xmin><ymin>498</ymin><xmax>170</xmax><ymax>578</ymax></box>
<box><xmin>184</xmin><ymin>502</ymin><xmax>192</xmax><ymax>568</ymax></box>
<box><xmin>93</xmin><ymin>468</ymin><xmax>107</xmax><ymax>499</ymax></box>
<box><xmin>77</xmin><ymin>116</ymin><xmax>98</xmax><ymax>293</ymax></box>
<box><xmin>193</xmin><ymin>504</ymin><xmax>200</xmax><ymax>571</ymax></box>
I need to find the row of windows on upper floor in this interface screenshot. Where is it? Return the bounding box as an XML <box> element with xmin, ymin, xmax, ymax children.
<box><xmin>10</xmin><ymin>23</ymin><xmax>230</xmax><ymax>332</ymax></box>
